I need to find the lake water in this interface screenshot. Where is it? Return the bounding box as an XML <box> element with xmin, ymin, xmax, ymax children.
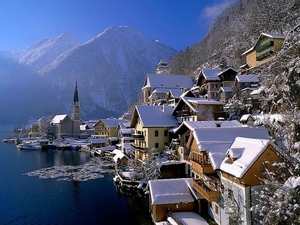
<box><xmin>0</xmin><ymin>130</ymin><xmax>152</xmax><ymax>225</ymax></box>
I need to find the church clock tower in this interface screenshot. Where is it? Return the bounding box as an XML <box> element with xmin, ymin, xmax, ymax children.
<box><xmin>71</xmin><ymin>80</ymin><xmax>81</xmax><ymax>136</ymax></box>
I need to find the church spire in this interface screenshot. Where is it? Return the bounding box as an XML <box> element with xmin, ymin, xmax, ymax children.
<box><xmin>73</xmin><ymin>79</ymin><xmax>79</xmax><ymax>105</ymax></box>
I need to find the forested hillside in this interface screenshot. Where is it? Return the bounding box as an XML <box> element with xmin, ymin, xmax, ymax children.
<box><xmin>169</xmin><ymin>0</ymin><xmax>300</xmax><ymax>75</ymax></box>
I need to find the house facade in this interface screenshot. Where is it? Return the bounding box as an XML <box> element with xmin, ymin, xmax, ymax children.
<box><xmin>184</xmin><ymin>125</ymin><xmax>286</xmax><ymax>224</ymax></box>
<box><xmin>172</xmin><ymin>96</ymin><xmax>226</xmax><ymax>122</ymax></box>
<box><xmin>94</xmin><ymin>118</ymin><xmax>124</xmax><ymax>138</ymax></box>
<box><xmin>51</xmin><ymin>114</ymin><xmax>73</xmax><ymax>139</ymax></box>
<box><xmin>141</xmin><ymin>73</ymin><xmax>194</xmax><ymax>104</ymax></box>
<box><xmin>241</xmin><ymin>33</ymin><xmax>285</xmax><ymax>71</ymax></box>
<box><xmin>130</xmin><ymin>105</ymin><xmax>178</xmax><ymax>161</ymax></box>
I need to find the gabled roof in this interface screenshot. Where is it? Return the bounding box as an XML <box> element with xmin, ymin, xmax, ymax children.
<box><xmin>51</xmin><ymin>114</ymin><xmax>70</xmax><ymax>123</ymax></box>
<box><xmin>38</xmin><ymin>115</ymin><xmax>54</xmax><ymax>125</ymax></box>
<box><xmin>142</xmin><ymin>73</ymin><xmax>194</xmax><ymax>90</ymax></box>
<box><xmin>200</xmin><ymin>68</ymin><xmax>222</xmax><ymax>81</ymax></box>
<box><xmin>190</xmin><ymin>126</ymin><xmax>270</xmax><ymax>170</ymax></box>
<box><xmin>148</xmin><ymin>178</ymin><xmax>196</xmax><ymax>205</ymax></box>
<box><xmin>235</xmin><ymin>74</ymin><xmax>260</xmax><ymax>83</ymax></box>
<box><xmin>174</xmin><ymin>120</ymin><xmax>242</xmax><ymax>134</ymax></box>
<box><xmin>167</xmin><ymin>88</ymin><xmax>185</xmax><ymax>99</ymax></box>
<box><xmin>220</xmin><ymin>137</ymin><xmax>271</xmax><ymax>178</ymax></box>
<box><xmin>100</xmin><ymin>118</ymin><xmax>124</xmax><ymax>128</ymax></box>
<box><xmin>261</xmin><ymin>32</ymin><xmax>285</xmax><ymax>39</ymax></box>
<box><xmin>130</xmin><ymin>105</ymin><xmax>178</xmax><ymax>128</ymax></box>
<box><xmin>217</xmin><ymin>67</ymin><xmax>238</xmax><ymax>77</ymax></box>
<box><xmin>173</xmin><ymin>97</ymin><xmax>224</xmax><ymax>116</ymax></box>
<box><xmin>219</xmin><ymin>87</ymin><xmax>233</xmax><ymax>93</ymax></box>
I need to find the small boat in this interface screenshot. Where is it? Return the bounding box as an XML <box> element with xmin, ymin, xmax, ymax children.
<box><xmin>17</xmin><ymin>142</ymin><xmax>42</xmax><ymax>150</ymax></box>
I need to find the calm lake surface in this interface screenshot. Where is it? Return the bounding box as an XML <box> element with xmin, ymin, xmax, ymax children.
<box><xmin>0</xmin><ymin>130</ymin><xmax>152</xmax><ymax>225</ymax></box>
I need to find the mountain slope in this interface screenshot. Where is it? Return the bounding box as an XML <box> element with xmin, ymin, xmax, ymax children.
<box><xmin>0</xmin><ymin>26</ymin><xmax>177</xmax><ymax>126</ymax></box>
<box><xmin>37</xmin><ymin>26</ymin><xmax>177</xmax><ymax>117</ymax></box>
<box><xmin>13</xmin><ymin>32</ymin><xmax>81</xmax><ymax>71</ymax></box>
<box><xmin>169</xmin><ymin>0</ymin><xmax>300</xmax><ymax>74</ymax></box>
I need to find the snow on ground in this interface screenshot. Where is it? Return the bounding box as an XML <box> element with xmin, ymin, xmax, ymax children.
<box><xmin>23</xmin><ymin>157</ymin><xmax>115</xmax><ymax>181</ymax></box>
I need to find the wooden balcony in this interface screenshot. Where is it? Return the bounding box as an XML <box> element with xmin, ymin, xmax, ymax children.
<box><xmin>130</xmin><ymin>143</ymin><xmax>148</xmax><ymax>152</ymax></box>
<box><xmin>191</xmin><ymin>160</ymin><xmax>215</xmax><ymax>175</ymax></box>
<box><xmin>193</xmin><ymin>179</ymin><xmax>220</xmax><ymax>203</ymax></box>
<box><xmin>132</xmin><ymin>134</ymin><xmax>144</xmax><ymax>140</ymax></box>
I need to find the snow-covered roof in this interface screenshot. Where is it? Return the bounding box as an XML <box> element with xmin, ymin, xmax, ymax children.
<box><xmin>261</xmin><ymin>32</ymin><xmax>285</xmax><ymax>39</ymax></box>
<box><xmin>219</xmin><ymin>87</ymin><xmax>233</xmax><ymax>92</ymax></box>
<box><xmin>191</xmin><ymin>126</ymin><xmax>270</xmax><ymax>170</ymax></box>
<box><xmin>142</xmin><ymin>73</ymin><xmax>194</xmax><ymax>90</ymax></box>
<box><xmin>201</xmin><ymin>68</ymin><xmax>221</xmax><ymax>81</ymax></box>
<box><xmin>148</xmin><ymin>178</ymin><xmax>196</xmax><ymax>205</ymax></box>
<box><xmin>236</xmin><ymin>74</ymin><xmax>260</xmax><ymax>83</ymax></box>
<box><xmin>217</xmin><ymin>67</ymin><xmax>237</xmax><ymax>76</ymax></box>
<box><xmin>51</xmin><ymin>114</ymin><xmax>69</xmax><ymax>123</ymax></box>
<box><xmin>175</xmin><ymin>120</ymin><xmax>242</xmax><ymax>133</ymax></box>
<box><xmin>113</xmin><ymin>150</ymin><xmax>128</xmax><ymax>162</ymax></box>
<box><xmin>240</xmin><ymin>114</ymin><xmax>255</xmax><ymax>122</ymax></box>
<box><xmin>38</xmin><ymin>115</ymin><xmax>54</xmax><ymax>125</ymax></box>
<box><xmin>132</xmin><ymin>105</ymin><xmax>178</xmax><ymax>128</ymax></box>
<box><xmin>90</xmin><ymin>138</ymin><xmax>107</xmax><ymax>144</ymax></box>
<box><xmin>171</xmin><ymin>212</ymin><xmax>209</xmax><ymax>225</ymax></box>
<box><xmin>100</xmin><ymin>118</ymin><xmax>124</xmax><ymax>128</ymax></box>
<box><xmin>167</xmin><ymin>88</ymin><xmax>185</xmax><ymax>98</ymax></box>
<box><xmin>220</xmin><ymin>137</ymin><xmax>271</xmax><ymax>178</ymax></box>
<box><xmin>250</xmin><ymin>86</ymin><xmax>265</xmax><ymax>95</ymax></box>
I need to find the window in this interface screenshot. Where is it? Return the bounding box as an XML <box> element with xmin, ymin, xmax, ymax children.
<box><xmin>155</xmin><ymin>130</ymin><xmax>159</xmax><ymax>137</ymax></box>
<box><xmin>221</xmin><ymin>184</ymin><xmax>224</xmax><ymax>194</ymax></box>
<box><xmin>164</xmin><ymin>130</ymin><xmax>168</xmax><ymax>136</ymax></box>
<box><xmin>214</xmin><ymin>204</ymin><xmax>219</xmax><ymax>214</ymax></box>
<box><xmin>155</xmin><ymin>143</ymin><xmax>159</xmax><ymax>148</ymax></box>
<box><xmin>227</xmin><ymin>188</ymin><xmax>233</xmax><ymax>199</ymax></box>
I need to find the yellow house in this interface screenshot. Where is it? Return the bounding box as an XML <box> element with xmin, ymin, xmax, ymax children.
<box><xmin>93</xmin><ymin>118</ymin><xmax>124</xmax><ymax>138</ymax></box>
<box><xmin>130</xmin><ymin>105</ymin><xmax>178</xmax><ymax>161</ymax></box>
<box><xmin>241</xmin><ymin>32</ymin><xmax>285</xmax><ymax>70</ymax></box>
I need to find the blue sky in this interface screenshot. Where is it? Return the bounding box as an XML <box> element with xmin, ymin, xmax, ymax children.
<box><xmin>0</xmin><ymin>0</ymin><xmax>236</xmax><ymax>52</ymax></box>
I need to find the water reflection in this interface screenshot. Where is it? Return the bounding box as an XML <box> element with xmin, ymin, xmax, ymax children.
<box><xmin>24</xmin><ymin>157</ymin><xmax>115</xmax><ymax>182</ymax></box>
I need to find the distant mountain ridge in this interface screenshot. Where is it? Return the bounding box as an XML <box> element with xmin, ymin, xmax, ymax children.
<box><xmin>0</xmin><ymin>26</ymin><xmax>177</xmax><ymax>126</ymax></box>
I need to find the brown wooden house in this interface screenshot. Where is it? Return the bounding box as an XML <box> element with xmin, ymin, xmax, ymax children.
<box><xmin>172</xmin><ymin>96</ymin><xmax>226</xmax><ymax>123</ymax></box>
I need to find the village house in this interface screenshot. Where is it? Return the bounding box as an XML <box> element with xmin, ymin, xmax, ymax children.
<box><xmin>234</xmin><ymin>74</ymin><xmax>260</xmax><ymax>99</ymax></box>
<box><xmin>194</xmin><ymin>68</ymin><xmax>222</xmax><ymax>100</ymax></box>
<box><xmin>240</xmin><ymin>32</ymin><xmax>285</xmax><ymax>72</ymax></box>
<box><xmin>130</xmin><ymin>105</ymin><xmax>178</xmax><ymax>162</ymax></box>
<box><xmin>116</xmin><ymin>121</ymin><xmax>134</xmax><ymax>156</ymax></box>
<box><xmin>37</xmin><ymin>115</ymin><xmax>54</xmax><ymax>135</ymax></box>
<box><xmin>172</xmin><ymin>96</ymin><xmax>227</xmax><ymax>123</ymax></box>
<box><xmin>155</xmin><ymin>59</ymin><xmax>171</xmax><ymax>74</ymax></box>
<box><xmin>148</xmin><ymin>178</ymin><xmax>210</xmax><ymax>224</ymax></box>
<box><xmin>51</xmin><ymin>114</ymin><xmax>73</xmax><ymax>139</ymax></box>
<box><xmin>141</xmin><ymin>73</ymin><xmax>194</xmax><ymax>105</ymax></box>
<box><xmin>93</xmin><ymin>118</ymin><xmax>124</xmax><ymax>139</ymax></box>
<box><xmin>173</xmin><ymin>120</ymin><xmax>243</xmax><ymax>164</ymax></box>
<box><xmin>184</xmin><ymin>125</ymin><xmax>284</xmax><ymax>224</ymax></box>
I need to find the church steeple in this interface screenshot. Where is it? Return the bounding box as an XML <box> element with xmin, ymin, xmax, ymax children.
<box><xmin>71</xmin><ymin>80</ymin><xmax>80</xmax><ymax>121</ymax></box>
<box><xmin>73</xmin><ymin>79</ymin><xmax>79</xmax><ymax>105</ymax></box>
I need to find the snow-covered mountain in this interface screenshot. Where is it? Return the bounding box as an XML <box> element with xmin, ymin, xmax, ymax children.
<box><xmin>0</xmin><ymin>26</ymin><xmax>177</xmax><ymax>126</ymax></box>
<box><xmin>12</xmin><ymin>32</ymin><xmax>81</xmax><ymax>71</ymax></box>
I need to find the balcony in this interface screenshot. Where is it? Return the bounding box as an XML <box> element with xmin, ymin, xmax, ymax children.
<box><xmin>191</xmin><ymin>160</ymin><xmax>215</xmax><ymax>175</ymax></box>
<box><xmin>130</xmin><ymin>143</ymin><xmax>148</xmax><ymax>152</ymax></box>
<box><xmin>132</xmin><ymin>134</ymin><xmax>144</xmax><ymax>140</ymax></box>
<box><xmin>193</xmin><ymin>178</ymin><xmax>220</xmax><ymax>203</ymax></box>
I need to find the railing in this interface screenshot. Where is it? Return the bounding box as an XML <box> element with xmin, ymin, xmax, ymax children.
<box><xmin>132</xmin><ymin>134</ymin><xmax>144</xmax><ymax>140</ymax></box>
<box><xmin>193</xmin><ymin>179</ymin><xmax>220</xmax><ymax>203</ymax></box>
